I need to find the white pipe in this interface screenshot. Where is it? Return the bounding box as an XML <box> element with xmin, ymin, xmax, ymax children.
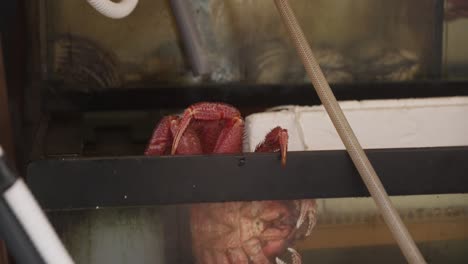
<box><xmin>4</xmin><ymin>179</ymin><xmax>75</xmax><ymax>264</ymax></box>
<box><xmin>86</xmin><ymin>0</ymin><xmax>138</xmax><ymax>19</ymax></box>
<box><xmin>169</xmin><ymin>0</ymin><xmax>211</xmax><ymax>76</ymax></box>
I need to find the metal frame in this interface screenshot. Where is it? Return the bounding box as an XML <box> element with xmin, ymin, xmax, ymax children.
<box><xmin>27</xmin><ymin>146</ymin><xmax>468</xmax><ymax>210</ymax></box>
<box><xmin>19</xmin><ymin>0</ymin><xmax>468</xmax><ymax>223</ymax></box>
<box><xmin>42</xmin><ymin>81</ymin><xmax>468</xmax><ymax>112</ymax></box>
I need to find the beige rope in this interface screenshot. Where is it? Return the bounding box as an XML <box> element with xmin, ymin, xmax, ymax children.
<box><xmin>273</xmin><ymin>1</ymin><xmax>426</xmax><ymax>263</ymax></box>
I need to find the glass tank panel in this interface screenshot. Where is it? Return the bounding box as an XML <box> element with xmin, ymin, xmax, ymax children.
<box><xmin>40</xmin><ymin>0</ymin><xmax>442</xmax><ymax>90</ymax></box>
<box><xmin>47</xmin><ymin>194</ymin><xmax>468</xmax><ymax>264</ymax></box>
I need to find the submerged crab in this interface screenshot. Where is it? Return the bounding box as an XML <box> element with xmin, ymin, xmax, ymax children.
<box><xmin>145</xmin><ymin>102</ymin><xmax>317</xmax><ymax>264</ymax></box>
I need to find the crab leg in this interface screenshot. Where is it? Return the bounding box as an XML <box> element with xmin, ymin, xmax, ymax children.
<box><xmin>288</xmin><ymin>248</ymin><xmax>302</xmax><ymax>264</ymax></box>
<box><xmin>227</xmin><ymin>248</ymin><xmax>249</xmax><ymax>264</ymax></box>
<box><xmin>255</xmin><ymin>127</ymin><xmax>289</xmax><ymax>167</ymax></box>
<box><xmin>295</xmin><ymin>200</ymin><xmax>317</xmax><ymax>236</ymax></box>
<box><xmin>242</xmin><ymin>238</ymin><xmax>271</xmax><ymax>264</ymax></box>
<box><xmin>213</xmin><ymin>251</ymin><xmax>231</xmax><ymax>264</ymax></box>
<box><xmin>275</xmin><ymin>248</ymin><xmax>302</xmax><ymax>264</ymax></box>
<box><xmin>212</xmin><ymin>117</ymin><xmax>244</xmax><ymax>154</ymax></box>
<box><xmin>146</xmin><ymin>115</ymin><xmax>204</xmax><ymax>155</ymax></box>
<box><xmin>171</xmin><ymin>102</ymin><xmax>241</xmax><ymax>154</ymax></box>
<box><xmin>145</xmin><ymin>116</ymin><xmax>178</xmax><ymax>155</ymax></box>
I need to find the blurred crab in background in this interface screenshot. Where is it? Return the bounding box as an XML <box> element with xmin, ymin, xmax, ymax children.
<box><xmin>145</xmin><ymin>102</ymin><xmax>317</xmax><ymax>264</ymax></box>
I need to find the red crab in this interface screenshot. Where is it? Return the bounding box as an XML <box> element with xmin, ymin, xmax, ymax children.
<box><xmin>145</xmin><ymin>102</ymin><xmax>317</xmax><ymax>264</ymax></box>
<box><xmin>144</xmin><ymin>102</ymin><xmax>288</xmax><ymax>164</ymax></box>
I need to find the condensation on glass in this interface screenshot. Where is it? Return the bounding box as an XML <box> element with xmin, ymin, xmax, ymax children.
<box><xmin>40</xmin><ymin>0</ymin><xmax>441</xmax><ymax>90</ymax></box>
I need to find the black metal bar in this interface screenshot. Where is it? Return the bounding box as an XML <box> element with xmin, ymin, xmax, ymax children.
<box><xmin>43</xmin><ymin>81</ymin><xmax>468</xmax><ymax>112</ymax></box>
<box><xmin>26</xmin><ymin>147</ymin><xmax>468</xmax><ymax>210</ymax></box>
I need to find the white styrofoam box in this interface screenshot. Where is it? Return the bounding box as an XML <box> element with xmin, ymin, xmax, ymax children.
<box><xmin>244</xmin><ymin>96</ymin><xmax>468</xmax><ymax>151</ymax></box>
<box><xmin>244</xmin><ymin>96</ymin><xmax>468</xmax><ymax>221</ymax></box>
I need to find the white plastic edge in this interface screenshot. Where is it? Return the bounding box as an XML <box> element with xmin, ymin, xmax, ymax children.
<box><xmin>4</xmin><ymin>179</ymin><xmax>74</xmax><ymax>264</ymax></box>
<box><xmin>265</xmin><ymin>96</ymin><xmax>468</xmax><ymax>113</ymax></box>
<box><xmin>0</xmin><ymin>146</ymin><xmax>3</xmax><ymax>157</ymax></box>
<box><xmin>86</xmin><ymin>0</ymin><xmax>138</xmax><ymax>19</ymax></box>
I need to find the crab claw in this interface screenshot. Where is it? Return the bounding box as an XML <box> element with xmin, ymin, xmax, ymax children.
<box><xmin>255</xmin><ymin>127</ymin><xmax>289</xmax><ymax>167</ymax></box>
